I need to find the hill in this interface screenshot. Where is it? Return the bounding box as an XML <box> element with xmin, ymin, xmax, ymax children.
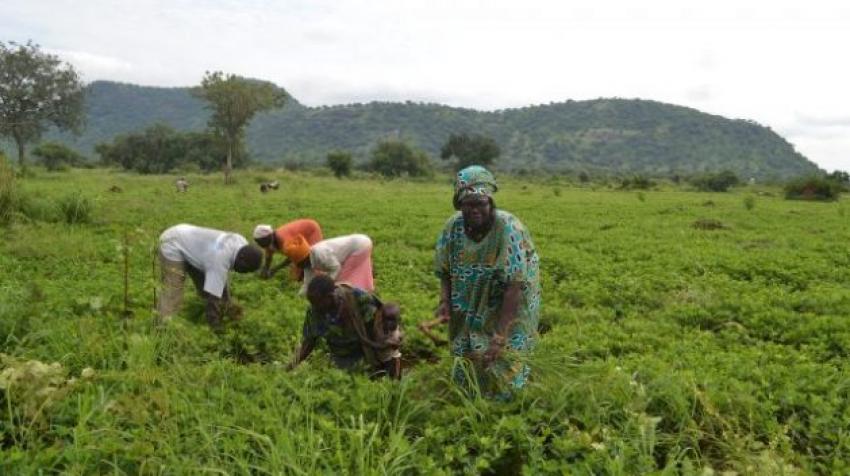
<box><xmin>38</xmin><ymin>80</ymin><xmax>820</xmax><ymax>178</ymax></box>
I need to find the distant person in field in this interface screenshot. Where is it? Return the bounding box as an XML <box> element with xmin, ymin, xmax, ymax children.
<box><xmin>434</xmin><ymin>165</ymin><xmax>541</xmax><ymax>397</ymax></box>
<box><xmin>288</xmin><ymin>275</ymin><xmax>402</xmax><ymax>378</ymax></box>
<box><xmin>284</xmin><ymin>233</ymin><xmax>375</xmax><ymax>294</ymax></box>
<box><xmin>252</xmin><ymin>219</ymin><xmax>323</xmax><ymax>280</ymax></box>
<box><xmin>157</xmin><ymin>224</ymin><xmax>263</xmax><ymax>329</ymax></box>
<box><xmin>175</xmin><ymin>177</ymin><xmax>189</xmax><ymax>192</ymax></box>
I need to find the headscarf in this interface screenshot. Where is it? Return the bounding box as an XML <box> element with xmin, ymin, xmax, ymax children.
<box><xmin>452</xmin><ymin>165</ymin><xmax>498</xmax><ymax>210</ymax></box>
<box><xmin>253</xmin><ymin>224</ymin><xmax>274</xmax><ymax>240</ymax></box>
<box><xmin>283</xmin><ymin>234</ymin><xmax>311</xmax><ymax>264</ymax></box>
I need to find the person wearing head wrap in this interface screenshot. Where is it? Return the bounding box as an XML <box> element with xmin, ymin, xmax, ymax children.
<box><xmin>294</xmin><ymin>233</ymin><xmax>375</xmax><ymax>295</ymax></box>
<box><xmin>434</xmin><ymin>165</ymin><xmax>541</xmax><ymax>398</ymax></box>
<box><xmin>252</xmin><ymin>219</ymin><xmax>323</xmax><ymax>280</ymax></box>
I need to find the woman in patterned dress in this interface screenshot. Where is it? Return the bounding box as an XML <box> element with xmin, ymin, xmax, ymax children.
<box><xmin>434</xmin><ymin>165</ymin><xmax>541</xmax><ymax>396</ymax></box>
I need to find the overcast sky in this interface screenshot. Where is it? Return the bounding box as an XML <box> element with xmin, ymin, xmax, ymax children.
<box><xmin>3</xmin><ymin>0</ymin><xmax>849</xmax><ymax>171</ymax></box>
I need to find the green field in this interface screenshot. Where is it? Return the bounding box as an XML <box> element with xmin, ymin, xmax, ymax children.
<box><xmin>1</xmin><ymin>169</ymin><xmax>849</xmax><ymax>474</ymax></box>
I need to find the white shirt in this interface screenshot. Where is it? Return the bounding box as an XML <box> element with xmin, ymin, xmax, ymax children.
<box><xmin>159</xmin><ymin>224</ymin><xmax>248</xmax><ymax>298</ymax></box>
<box><xmin>301</xmin><ymin>234</ymin><xmax>372</xmax><ymax>293</ymax></box>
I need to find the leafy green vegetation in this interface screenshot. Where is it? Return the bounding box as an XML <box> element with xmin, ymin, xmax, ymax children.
<box><xmin>32</xmin><ymin>142</ymin><xmax>89</xmax><ymax>171</ymax></box>
<box><xmin>690</xmin><ymin>170</ymin><xmax>740</xmax><ymax>192</ymax></box>
<box><xmin>370</xmin><ymin>140</ymin><xmax>432</xmax><ymax>177</ymax></box>
<box><xmin>20</xmin><ymin>81</ymin><xmax>822</xmax><ymax>179</ymax></box>
<box><xmin>95</xmin><ymin>124</ymin><xmax>236</xmax><ymax>174</ymax></box>
<box><xmin>1</xmin><ymin>169</ymin><xmax>849</xmax><ymax>473</ymax></box>
<box><xmin>327</xmin><ymin>151</ymin><xmax>353</xmax><ymax>178</ymax></box>
<box><xmin>0</xmin><ymin>41</ymin><xmax>85</xmax><ymax>170</ymax></box>
<box><xmin>784</xmin><ymin>176</ymin><xmax>844</xmax><ymax>201</ymax></box>
<box><xmin>440</xmin><ymin>133</ymin><xmax>500</xmax><ymax>171</ymax></box>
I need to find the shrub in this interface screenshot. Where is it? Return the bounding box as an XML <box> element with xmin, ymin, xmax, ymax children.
<box><xmin>370</xmin><ymin>140</ymin><xmax>432</xmax><ymax>178</ymax></box>
<box><xmin>690</xmin><ymin>170</ymin><xmax>739</xmax><ymax>192</ymax></box>
<box><xmin>326</xmin><ymin>151</ymin><xmax>353</xmax><ymax>178</ymax></box>
<box><xmin>32</xmin><ymin>142</ymin><xmax>88</xmax><ymax>171</ymax></box>
<box><xmin>743</xmin><ymin>196</ymin><xmax>756</xmax><ymax>211</ymax></box>
<box><xmin>56</xmin><ymin>192</ymin><xmax>93</xmax><ymax>224</ymax></box>
<box><xmin>619</xmin><ymin>175</ymin><xmax>654</xmax><ymax>190</ymax></box>
<box><xmin>784</xmin><ymin>176</ymin><xmax>842</xmax><ymax>201</ymax></box>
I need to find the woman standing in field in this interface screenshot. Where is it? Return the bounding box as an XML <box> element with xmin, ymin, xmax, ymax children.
<box><xmin>434</xmin><ymin>165</ymin><xmax>541</xmax><ymax>397</ymax></box>
<box><xmin>253</xmin><ymin>219</ymin><xmax>323</xmax><ymax>280</ymax></box>
<box><xmin>284</xmin><ymin>233</ymin><xmax>375</xmax><ymax>294</ymax></box>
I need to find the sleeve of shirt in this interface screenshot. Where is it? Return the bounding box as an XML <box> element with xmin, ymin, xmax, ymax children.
<box><xmin>203</xmin><ymin>263</ymin><xmax>228</xmax><ymax>297</ymax></box>
<box><xmin>434</xmin><ymin>216</ymin><xmax>455</xmax><ymax>279</ymax></box>
<box><xmin>501</xmin><ymin>215</ymin><xmax>532</xmax><ymax>284</ymax></box>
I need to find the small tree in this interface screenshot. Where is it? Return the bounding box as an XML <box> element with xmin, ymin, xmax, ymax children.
<box><xmin>192</xmin><ymin>72</ymin><xmax>285</xmax><ymax>183</ymax></box>
<box><xmin>785</xmin><ymin>176</ymin><xmax>842</xmax><ymax>201</ymax></box>
<box><xmin>440</xmin><ymin>133</ymin><xmax>500</xmax><ymax>170</ymax></box>
<box><xmin>326</xmin><ymin>151</ymin><xmax>352</xmax><ymax>178</ymax></box>
<box><xmin>371</xmin><ymin>140</ymin><xmax>432</xmax><ymax>177</ymax></box>
<box><xmin>827</xmin><ymin>170</ymin><xmax>850</xmax><ymax>191</ymax></box>
<box><xmin>690</xmin><ymin>170</ymin><xmax>739</xmax><ymax>192</ymax></box>
<box><xmin>0</xmin><ymin>41</ymin><xmax>85</xmax><ymax>171</ymax></box>
<box><xmin>32</xmin><ymin>142</ymin><xmax>87</xmax><ymax>170</ymax></box>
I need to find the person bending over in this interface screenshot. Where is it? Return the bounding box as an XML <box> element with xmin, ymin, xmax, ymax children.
<box><xmin>157</xmin><ymin>223</ymin><xmax>262</xmax><ymax>329</ymax></box>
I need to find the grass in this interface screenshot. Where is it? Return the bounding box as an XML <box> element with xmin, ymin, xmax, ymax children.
<box><xmin>1</xmin><ymin>168</ymin><xmax>849</xmax><ymax>474</ymax></box>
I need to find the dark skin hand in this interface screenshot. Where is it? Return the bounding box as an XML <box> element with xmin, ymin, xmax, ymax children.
<box><xmin>256</xmin><ymin>235</ymin><xmax>291</xmax><ymax>279</ymax></box>
<box><xmin>482</xmin><ymin>281</ymin><xmax>521</xmax><ymax>367</ymax></box>
<box><xmin>422</xmin><ymin>277</ymin><xmax>452</xmax><ymax>345</ymax></box>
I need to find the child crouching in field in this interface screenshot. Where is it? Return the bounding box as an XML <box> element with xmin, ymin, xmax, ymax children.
<box><xmin>373</xmin><ymin>303</ymin><xmax>403</xmax><ymax>379</ymax></box>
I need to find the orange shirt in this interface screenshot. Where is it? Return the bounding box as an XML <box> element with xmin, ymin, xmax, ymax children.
<box><xmin>274</xmin><ymin>219</ymin><xmax>323</xmax><ymax>253</ymax></box>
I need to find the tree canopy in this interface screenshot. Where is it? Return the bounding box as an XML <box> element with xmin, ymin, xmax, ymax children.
<box><xmin>95</xmin><ymin>124</ymin><xmax>237</xmax><ymax>174</ymax></box>
<box><xmin>191</xmin><ymin>72</ymin><xmax>285</xmax><ymax>182</ymax></box>
<box><xmin>0</xmin><ymin>41</ymin><xmax>85</xmax><ymax>169</ymax></box>
<box><xmin>440</xmin><ymin>133</ymin><xmax>500</xmax><ymax>170</ymax></box>
<box><xmin>370</xmin><ymin>140</ymin><xmax>432</xmax><ymax>177</ymax></box>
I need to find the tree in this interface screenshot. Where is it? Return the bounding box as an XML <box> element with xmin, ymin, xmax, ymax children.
<box><xmin>0</xmin><ymin>41</ymin><xmax>85</xmax><ymax>170</ymax></box>
<box><xmin>690</xmin><ymin>170</ymin><xmax>739</xmax><ymax>192</ymax></box>
<box><xmin>370</xmin><ymin>140</ymin><xmax>432</xmax><ymax>177</ymax></box>
<box><xmin>440</xmin><ymin>133</ymin><xmax>500</xmax><ymax>170</ymax></box>
<box><xmin>326</xmin><ymin>151</ymin><xmax>352</xmax><ymax>178</ymax></box>
<box><xmin>95</xmin><ymin>124</ymin><xmax>233</xmax><ymax>174</ymax></box>
<box><xmin>32</xmin><ymin>142</ymin><xmax>88</xmax><ymax>170</ymax></box>
<box><xmin>192</xmin><ymin>72</ymin><xmax>285</xmax><ymax>183</ymax></box>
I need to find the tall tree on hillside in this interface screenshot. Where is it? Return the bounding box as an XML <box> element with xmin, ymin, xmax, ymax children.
<box><xmin>0</xmin><ymin>41</ymin><xmax>85</xmax><ymax>170</ymax></box>
<box><xmin>440</xmin><ymin>133</ymin><xmax>500</xmax><ymax>170</ymax></box>
<box><xmin>192</xmin><ymin>72</ymin><xmax>285</xmax><ymax>183</ymax></box>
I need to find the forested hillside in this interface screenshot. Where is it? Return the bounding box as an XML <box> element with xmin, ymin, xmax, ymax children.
<box><xmin>41</xmin><ymin>81</ymin><xmax>820</xmax><ymax>178</ymax></box>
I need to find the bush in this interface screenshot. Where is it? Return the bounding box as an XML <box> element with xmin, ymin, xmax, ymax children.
<box><xmin>690</xmin><ymin>170</ymin><xmax>739</xmax><ymax>192</ymax></box>
<box><xmin>326</xmin><ymin>151</ymin><xmax>353</xmax><ymax>178</ymax></box>
<box><xmin>370</xmin><ymin>140</ymin><xmax>432</xmax><ymax>177</ymax></box>
<box><xmin>56</xmin><ymin>192</ymin><xmax>93</xmax><ymax>224</ymax></box>
<box><xmin>784</xmin><ymin>176</ymin><xmax>842</xmax><ymax>201</ymax></box>
<box><xmin>32</xmin><ymin>142</ymin><xmax>88</xmax><ymax>171</ymax></box>
<box><xmin>743</xmin><ymin>196</ymin><xmax>756</xmax><ymax>211</ymax></box>
<box><xmin>619</xmin><ymin>175</ymin><xmax>654</xmax><ymax>190</ymax></box>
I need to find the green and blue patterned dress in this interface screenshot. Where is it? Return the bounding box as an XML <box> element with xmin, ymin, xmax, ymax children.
<box><xmin>301</xmin><ymin>286</ymin><xmax>380</xmax><ymax>369</ymax></box>
<box><xmin>435</xmin><ymin>209</ymin><xmax>541</xmax><ymax>394</ymax></box>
